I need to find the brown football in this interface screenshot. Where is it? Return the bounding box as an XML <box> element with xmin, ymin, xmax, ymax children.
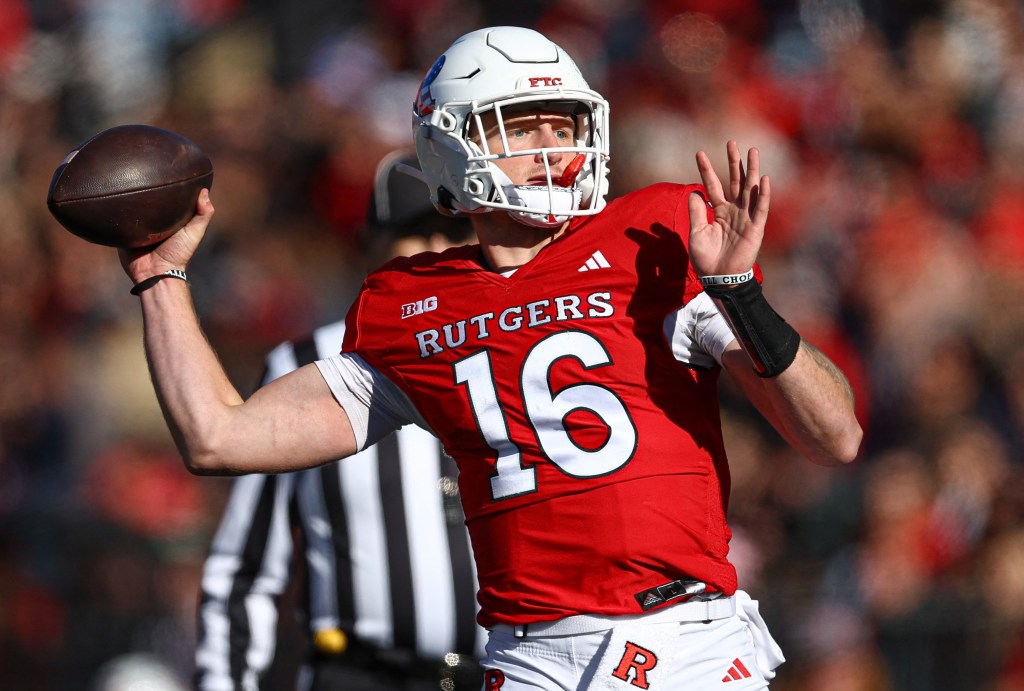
<box><xmin>46</xmin><ymin>124</ymin><xmax>213</xmax><ymax>248</ymax></box>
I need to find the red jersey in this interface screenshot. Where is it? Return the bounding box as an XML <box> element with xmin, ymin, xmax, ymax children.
<box><xmin>343</xmin><ymin>183</ymin><xmax>737</xmax><ymax>627</ymax></box>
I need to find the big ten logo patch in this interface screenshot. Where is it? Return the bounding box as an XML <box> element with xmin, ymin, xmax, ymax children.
<box><xmin>484</xmin><ymin>669</ymin><xmax>506</xmax><ymax>690</ymax></box>
<box><xmin>611</xmin><ymin>641</ymin><xmax>659</xmax><ymax>689</ymax></box>
<box><xmin>401</xmin><ymin>295</ymin><xmax>438</xmax><ymax>319</ymax></box>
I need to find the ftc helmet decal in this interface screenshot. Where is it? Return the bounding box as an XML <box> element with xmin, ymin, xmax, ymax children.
<box><xmin>415</xmin><ymin>55</ymin><xmax>445</xmax><ymax>116</ymax></box>
<box><xmin>527</xmin><ymin>77</ymin><xmax>563</xmax><ymax>87</ymax></box>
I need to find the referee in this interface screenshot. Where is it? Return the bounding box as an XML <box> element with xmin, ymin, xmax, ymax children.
<box><xmin>194</xmin><ymin>151</ymin><xmax>482</xmax><ymax>691</ymax></box>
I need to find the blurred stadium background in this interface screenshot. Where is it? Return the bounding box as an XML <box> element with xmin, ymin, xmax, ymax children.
<box><xmin>1</xmin><ymin>0</ymin><xmax>1023</xmax><ymax>689</ymax></box>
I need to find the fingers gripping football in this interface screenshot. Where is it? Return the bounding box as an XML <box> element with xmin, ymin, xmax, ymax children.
<box><xmin>118</xmin><ymin>189</ymin><xmax>215</xmax><ymax>283</ymax></box>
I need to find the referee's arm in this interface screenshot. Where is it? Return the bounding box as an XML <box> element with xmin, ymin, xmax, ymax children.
<box><xmin>195</xmin><ymin>344</ymin><xmax>304</xmax><ymax>690</ymax></box>
<box><xmin>195</xmin><ymin>472</ymin><xmax>297</xmax><ymax>691</ymax></box>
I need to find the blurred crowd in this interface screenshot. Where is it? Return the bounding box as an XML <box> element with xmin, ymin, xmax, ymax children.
<box><xmin>1</xmin><ymin>0</ymin><xmax>1023</xmax><ymax>689</ymax></box>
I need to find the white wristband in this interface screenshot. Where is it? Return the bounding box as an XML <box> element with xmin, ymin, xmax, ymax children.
<box><xmin>699</xmin><ymin>268</ymin><xmax>755</xmax><ymax>288</ymax></box>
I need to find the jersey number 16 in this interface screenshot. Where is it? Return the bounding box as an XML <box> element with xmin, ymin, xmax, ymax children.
<box><xmin>453</xmin><ymin>330</ymin><xmax>639</xmax><ymax>501</ymax></box>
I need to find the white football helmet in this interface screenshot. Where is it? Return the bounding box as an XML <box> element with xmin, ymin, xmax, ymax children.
<box><xmin>412</xmin><ymin>26</ymin><xmax>610</xmax><ymax>228</ymax></box>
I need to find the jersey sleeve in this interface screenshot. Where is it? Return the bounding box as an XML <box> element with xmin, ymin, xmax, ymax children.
<box><xmin>315</xmin><ymin>352</ymin><xmax>430</xmax><ymax>451</ymax></box>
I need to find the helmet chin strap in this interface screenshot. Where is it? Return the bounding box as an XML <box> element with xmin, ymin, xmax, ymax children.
<box><xmin>490</xmin><ymin>157</ymin><xmax>585</xmax><ymax>228</ymax></box>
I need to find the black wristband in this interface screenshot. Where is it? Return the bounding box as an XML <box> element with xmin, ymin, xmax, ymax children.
<box><xmin>704</xmin><ymin>277</ymin><xmax>800</xmax><ymax>377</ymax></box>
<box><xmin>130</xmin><ymin>269</ymin><xmax>189</xmax><ymax>296</ymax></box>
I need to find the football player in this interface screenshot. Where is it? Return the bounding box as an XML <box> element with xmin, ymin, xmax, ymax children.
<box><xmin>120</xmin><ymin>26</ymin><xmax>861</xmax><ymax>689</ymax></box>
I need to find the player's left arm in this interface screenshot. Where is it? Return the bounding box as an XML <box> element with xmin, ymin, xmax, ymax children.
<box><xmin>687</xmin><ymin>141</ymin><xmax>861</xmax><ymax>466</ymax></box>
<box><xmin>722</xmin><ymin>340</ymin><xmax>861</xmax><ymax>466</ymax></box>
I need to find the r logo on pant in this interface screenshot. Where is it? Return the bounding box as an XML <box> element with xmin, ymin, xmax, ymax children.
<box><xmin>611</xmin><ymin>641</ymin><xmax>659</xmax><ymax>689</ymax></box>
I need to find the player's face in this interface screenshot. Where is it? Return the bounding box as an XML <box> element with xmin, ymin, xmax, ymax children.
<box><xmin>476</xmin><ymin>111</ymin><xmax>577</xmax><ymax>186</ymax></box>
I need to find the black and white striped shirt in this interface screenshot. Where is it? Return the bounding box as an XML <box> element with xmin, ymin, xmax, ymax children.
<box><xmin>195</xmin><ymin>321</ymin><xmax>486</xmax><ymax>691</ymax></box>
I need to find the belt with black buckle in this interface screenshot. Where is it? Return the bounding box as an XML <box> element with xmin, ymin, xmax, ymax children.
<box><xmin>634</xmin><ymin>577</ymin><xmax>709</xmax><ymax>611</ymax></box>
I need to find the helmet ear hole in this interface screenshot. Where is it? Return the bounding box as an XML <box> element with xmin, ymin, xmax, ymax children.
<box><xmin>465</xmin><ymin>178</ymin><xmax>486</xmax><ymax>197</ymax></box>
<box><xmin>436</xmin><ymin>186</ymin><xmax>457</xmax><ymax>211</ymax></box>
<box><xmin>435</xmin><ymin>110</ymin><xmax>458</xmax><ymax>132</ymax></box>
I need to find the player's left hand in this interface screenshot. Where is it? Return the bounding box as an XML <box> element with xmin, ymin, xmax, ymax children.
<box><xmin>687</xmin><ymin>141</ymin><xmax>770</xmax><ymax>277</ymax></box>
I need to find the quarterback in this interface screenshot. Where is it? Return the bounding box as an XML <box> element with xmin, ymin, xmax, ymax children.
<box><xmin>121</xmin><ymin>27</ymin><xmax>861</xmax><ymax>690</ymax></box>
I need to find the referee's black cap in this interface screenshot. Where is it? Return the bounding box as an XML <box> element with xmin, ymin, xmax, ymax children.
<box><xmin>365</xmin><ymin>150</ymin><xmax>472</xmax><ymax>243</ymax></box>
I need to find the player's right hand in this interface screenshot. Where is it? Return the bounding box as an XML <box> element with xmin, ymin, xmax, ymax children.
<box><xmin>118</xmin><ymin>189</ymin><xmax>214</xmax><ymax>283</ymax></box>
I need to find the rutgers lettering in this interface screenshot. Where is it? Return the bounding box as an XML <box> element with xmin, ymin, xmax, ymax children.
<box><xmin>528</xmin><ymin>76</ymin><xmax>563</xmax><ymax>87</ymax></box>
<box><xmin>415</xmin><ymin>291</ymin><xmax>613</xmax><ymax>358</ymax></box>
<box><xmin>611</xmin><ymin>641</ymin><xmax>659</xmax><ymax>689</ymax></box>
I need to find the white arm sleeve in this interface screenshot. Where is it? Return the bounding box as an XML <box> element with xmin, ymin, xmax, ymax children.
<box><xmin>663</xmin><ymin>292</ymin><xmax>738</xmax><ymax>368</ymax></box>
<box><xmin>315</xmin><ymin>353</ymin><xmax>431</xmax><ymax>450</ymax></box>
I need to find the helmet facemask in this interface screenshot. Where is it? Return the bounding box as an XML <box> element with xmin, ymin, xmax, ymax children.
<box><xmin>459</xmin><ymin>96</ymin><xmax>609</xmax><ymax>227</ymax></box>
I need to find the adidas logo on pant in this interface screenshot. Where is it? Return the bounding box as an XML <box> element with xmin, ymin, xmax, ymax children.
<box><xmin>721</xmin><ymin>657</ymin><xmax>752</xmax><ymax>682</ymax></box>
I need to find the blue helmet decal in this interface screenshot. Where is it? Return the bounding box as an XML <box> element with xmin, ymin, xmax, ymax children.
<box><xmin>414</xmin><ymin>55</ymin><xmax>445</xmax><ymax>116</ymax></box>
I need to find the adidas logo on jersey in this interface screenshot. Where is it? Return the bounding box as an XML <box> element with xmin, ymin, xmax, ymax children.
<box><xmin>578</xmin><ymin>250</ymin><xmax>611</xmax><ymax>272</ymax></box>
<box><xmin>721</xmin><ymin>658</ymin><xmax>752</xmax><ymax>682</ymax></box>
